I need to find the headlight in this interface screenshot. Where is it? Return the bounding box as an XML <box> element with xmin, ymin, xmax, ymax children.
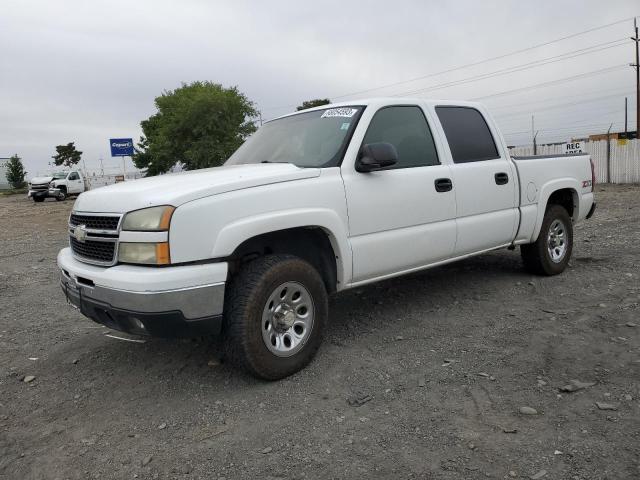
<box><xmin>118</xmin><ymin>242</ymin><xmax>170</xmax><ymax>265</ymax></box>
<box><xmin>122</xmin><ymin>205</ymin><xmax>175</xmax><ymax>231</ymax></box>
<box><xmin>49</xmin><ymin>182</ymin><xmax>55</xmax><ymax>188</ymax></box>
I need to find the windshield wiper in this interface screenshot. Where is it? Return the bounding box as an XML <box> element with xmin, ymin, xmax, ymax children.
<box><xmin>261</xmin><ymin>160</ymin><xmax>290</xmax><ymax>164</ymax></box>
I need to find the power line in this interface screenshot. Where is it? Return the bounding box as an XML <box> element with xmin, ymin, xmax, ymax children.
<box><xmin>470</xmin><ymin>64</ymin><xmax>628</xmax><ymax>101</ymax></box>
<box><xmin>260</xmin><ymin>16</ymin><xmax>637</xmax><ymax>112</ymax></box>
<box><xmin>392</xmin><ymin>39</ymin><xmax>627</xmax><ymax>98</ymax></box>
<box><xmin>506</xmin><ymin>105</ymin><xmax>636</xmax><ymax>129</ymax></box>
<box><xmin>488</xmin><ymin>86</ymin><xmax>634</xmax><ymax>110</ymax></box>
<box><xmin>329</xmin><ymin>17</ymin><xmax>635</xmax><ymax>100</ymax></box>
<box><xmin>493</xmin><ymin>91</ymin><xmax>635</xmax><ymax>120</ymax></box>
<box><xmin>503</xmin><ymin>120</ymin><xmax>636</xmax><ymax>138</ymax></box>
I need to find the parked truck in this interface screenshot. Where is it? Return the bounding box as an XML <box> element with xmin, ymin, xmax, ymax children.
<box><xmin>28</xmin><ymin>170</ymin><xmax>85</xmax><ymax>202</ymax></box>
<box><xmin>58</xmin><ymin>98</ymin><xmax>596</xmax><ymax>379</ymax></box>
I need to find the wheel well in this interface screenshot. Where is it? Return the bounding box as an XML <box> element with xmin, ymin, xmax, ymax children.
<box><xmin>58</xmin><ymin>185</ymin><xmax>67</xmax><ymax>193</ymax></box>
<box><xmin>227</xmin><ymin>227</ymin><xmax>338</xmax><ymax>293</ymax></box>
<box><xmin>547</xmin><ymin>188</ymin><xmax>576</xmax><ymax>218</ymax></box>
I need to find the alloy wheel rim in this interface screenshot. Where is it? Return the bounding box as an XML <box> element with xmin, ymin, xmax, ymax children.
<box><xmin>547</xmin><ymin>219</ymin><xmax>567</xmax><ymax>263</ymax></box>
<box><xmin>261</xmin><ymin>281</ymin><xmax>314</xmax><ymax>357</ymax></box>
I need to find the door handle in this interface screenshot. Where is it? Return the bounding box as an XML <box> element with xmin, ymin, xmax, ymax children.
<box><xmin>495</xmin><ymin>172</ymin><xmax>509</xmax><ymax>185</ymax></box>
<box><xmin>434</xmin><ymin>178</ymin><xmax>453</xmax><ymax>192</ymax></box>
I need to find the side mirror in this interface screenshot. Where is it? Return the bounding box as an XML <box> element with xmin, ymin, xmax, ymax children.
<box><xmin>356</xmin><ymin>142</ymin><xmax>398</xmax><ymax>172</ymax></box>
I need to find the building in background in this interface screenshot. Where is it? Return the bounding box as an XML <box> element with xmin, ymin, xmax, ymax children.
<box><xmin>587</xmin><ymin>130</ymin><xmax>638</xmax><ymax>142</ymax></box>
<box><xmin>0</xmin><ymin>157</ymin><xmax>10</xmax><ymax>190</ymax></box>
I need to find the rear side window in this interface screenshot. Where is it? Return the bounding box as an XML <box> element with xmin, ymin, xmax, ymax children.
<box><xmin>436</xmin><ymin>106</ymin><xmax>499</xmax><ymax>163</ymax></box>
<box><xmin>362</xmin><ymin>106</ymin><xmax>439</xmax><ymax>169</ymax></box>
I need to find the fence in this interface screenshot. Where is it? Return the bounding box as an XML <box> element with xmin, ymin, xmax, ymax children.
<box><xmin>508</xmin><ymin>139</ymin><xmax>640</xmax><ymax>184</ymax></box>
<box><xmin>85</xmin><ymin>171</ymin><xmax>144</xmax><ymax>190</ymax></box>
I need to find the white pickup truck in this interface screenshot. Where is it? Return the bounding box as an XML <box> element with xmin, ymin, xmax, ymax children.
<box><xmin>58</xmin><ymin>98</ymin><xmax>596</xmax><ymax>379</ymax></box>
<box><xmin>28</xmin><ymin>170</ymin><xmax>86</xmax><ymax>202</ymax></box>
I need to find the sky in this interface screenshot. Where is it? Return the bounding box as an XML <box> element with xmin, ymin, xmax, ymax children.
<box><xmin>1</xmin><ymin>0</ymin><xmax>638</xmax><ymax>177</ymax></box>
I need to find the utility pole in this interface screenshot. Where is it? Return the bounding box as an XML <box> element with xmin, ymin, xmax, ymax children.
<box><xmin>606</xmin><ymin>123</ymin><xmax>613</xmax><ymax>183</ymax></box>
<box><xmin>624</xmin><ymin>97</ymin><xmax>628</xmax><ymax>136</ymax></box>
<box><xmin>632</xmin><ymin>18</ymin><xmax>639</xmax><ymax>139</ymax></box>
<box><xmin>531</xmin><ymin>115</ymin><xmax>535</xmax><ymax>150</ymax></box>
<box><xmin>533</xmin><ymin>130</ymin><xmax>539</xmax><ymax>155</ymax></box>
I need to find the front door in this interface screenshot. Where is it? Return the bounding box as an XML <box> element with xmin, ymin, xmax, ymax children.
<box><xmin>67</xmin><ymin>172</ymin><xmax>83</xmax><ymax>194</ymax></box>
<box><xmin>342</xmin><ymin>105</ymin><xmax>457</xmax><ymax>284</ymax></box>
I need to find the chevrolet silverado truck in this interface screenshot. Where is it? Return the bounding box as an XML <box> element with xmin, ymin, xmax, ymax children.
<box><xmin>29</xmin><ymin>170</ymin><xmax>85</xmax><ymax>202</ymax></box>
<box><xmin>58</xmin><ymin>98</ymin><xmax>596</xmax><ymax>379</ymax></box>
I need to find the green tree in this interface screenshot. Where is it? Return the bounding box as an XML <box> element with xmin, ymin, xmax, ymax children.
<box><xmin>133</xmin><ymin>82</ymin><xmax>258</xmax><ymax>175</ymax></box>
<box><xmin>52</xmin><ymin>142</ymin><xmax>82</xmax><ymax>167</ymax></box>
<box><xmin>6</xmin><ymin>154</ymin><xmax>27</xmax><ymax>189</ymax></box>
<box><xmin>296</xmin><ymin>99</ymin><xmax>331</xmax><ymax>111</ymax></box>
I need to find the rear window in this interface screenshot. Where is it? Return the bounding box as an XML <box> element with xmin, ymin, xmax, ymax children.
<box><xmin>436</xmin><ymin>106</ymin><xmax>499</xmax><ymax>163</ymax></box>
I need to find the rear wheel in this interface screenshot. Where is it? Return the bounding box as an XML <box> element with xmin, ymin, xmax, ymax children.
<box><xmin>223</xmin><ymin>254</ymin><xmax>328</xmax><ymax>380</ymax></box>
<box><xmin>521</xmin><ymin>204</ymin><xmax>573</xmax><ymax>275</ymax></box>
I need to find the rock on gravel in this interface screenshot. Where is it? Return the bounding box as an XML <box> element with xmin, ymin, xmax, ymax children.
<box><xmin>595</xmin><ymin>402</ymin><xmax>617</xmax><ymax>411</ymax></box>
<box><xmin>559</xmin><ymin>379</ymin><xmax>596</xmax><ymax>393</ymax></box>
<box><xmin>530</xmin><ymin>470</ymin><xmax>547</xmax><ymax>479</ymax></box>
<box><xmin>519</xmin><ymin>406</ymin><xmax>538</xmax><ymax>415</ymax></box>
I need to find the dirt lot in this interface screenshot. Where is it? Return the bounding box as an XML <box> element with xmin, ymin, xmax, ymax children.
<box><xmin>1</xmin><ymin>185</ymin><xmax>639</xmax><ymax>480</ymax></box>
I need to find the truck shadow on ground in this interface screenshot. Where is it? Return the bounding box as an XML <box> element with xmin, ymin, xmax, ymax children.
<box><xmin>80</xmin><ymin>248</ymin><xmax>535</xmax><ymax>386</ymax></box>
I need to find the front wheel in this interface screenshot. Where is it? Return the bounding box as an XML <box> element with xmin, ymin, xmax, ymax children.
<box><xmin>223</xmin><ymin>255</ymin><xmax>328</xmax><ymax>380</ymax></box>
<box><xmin>521</xmin><ymin>204</ymin><xmax>573</xmax><ymax>275</ymax></box>
<box><xmin>56</xmin><ymin>191</ymin><xmax>66</xmax><ymax>201</ymax></box>
<box><xmin>33</xmin><ymin>196</ymin><xmax>45</xmax><ymax>203</ymax></box>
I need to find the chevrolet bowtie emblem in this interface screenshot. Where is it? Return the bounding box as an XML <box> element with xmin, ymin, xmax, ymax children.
<box><xmin>74</xmin><ymin>225</ymin><xmax>88</xmax><ymax>243</ymax></box>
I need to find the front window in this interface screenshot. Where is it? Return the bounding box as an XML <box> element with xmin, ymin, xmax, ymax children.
<box><xmin>226</xmin><ymin>106</ymin><xmax>364</xmax><ymax>168</ymax></box>
<box><xmin>361</xmin><ymin>106</ymin><xmax>440</xmax><ymax>169</ymax></box>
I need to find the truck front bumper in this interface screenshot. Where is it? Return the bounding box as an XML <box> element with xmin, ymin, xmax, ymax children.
<box><xmin>28</xmin><ymin>188</ymin><xmax>60</xmax><ymax>199</ymax></box>
<box><xmin>57</xmin><ymin>248</ymin><xmax>227</xmax><ymax>338</ymax></box>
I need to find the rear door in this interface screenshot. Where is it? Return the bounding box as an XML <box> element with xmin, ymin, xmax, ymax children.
<box><xmin>435</xmin><ymin>106</ymin><xmax>518</xmax><ymax>255</ymax></box>
<box><xmin>342</xmin><ymin>104</ymin><xmax>456</xmax><ymax>284</ymax></box>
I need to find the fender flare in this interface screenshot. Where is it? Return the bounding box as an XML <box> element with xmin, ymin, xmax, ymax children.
<box><xmin>212</xmin><ymin>208</ymin><xmax>352</xmax><ymax>288</ymax></box>
<box><xmin>531</xmin><ymin>178</ymin><xmax>580</xmax><ymax>242</ymax></box>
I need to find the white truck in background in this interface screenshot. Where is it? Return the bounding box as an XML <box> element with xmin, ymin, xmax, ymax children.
<box><xmin>57</xmin><ymin>98</ymin><xmax>596</xmax><ymax>379</ymax></box>
<box><xmin>28</xmin><ymin>170</ymin><xmax>86</xmax><ymax>202</ymax></box>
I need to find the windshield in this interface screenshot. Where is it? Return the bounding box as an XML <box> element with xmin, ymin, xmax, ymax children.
<box><xmin>226</xmin><ymin>106</ymin><xmax>364</xmax><ymax>168</ymax></box>
<box><xmin>52</xmin><ymin>172</ymin><xmax>68</xmax><ymax>179</ymax></box>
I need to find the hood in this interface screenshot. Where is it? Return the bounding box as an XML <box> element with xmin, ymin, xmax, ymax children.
<box><xmin>30</xmin><ymin>176</ymin><xmax>53</xmax><ymax>184</ymax></box>
<box><xmin>73</xmin><ymin>163</ymin><xmax>320</xmax><ymax>213</ymax></box>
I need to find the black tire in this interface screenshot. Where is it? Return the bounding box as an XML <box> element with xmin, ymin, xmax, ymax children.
<box><xmin>56</xmin><ymin>191</ymin><xmax>66</xmax><ymax>201</ymax></box>
<box><xmin>33</xmin><ymin>196</ymin><xmax>45</xmax><ymax>203</ymax></box>
<box><xmin>222</xmin><ymin>254</ymin><xmax>328</xmax><ymax>380</ymax></box>
<box><xmin>521</xmin><ymin>204</ymin><xmax>573</xmax><ymax>276</ymax></box>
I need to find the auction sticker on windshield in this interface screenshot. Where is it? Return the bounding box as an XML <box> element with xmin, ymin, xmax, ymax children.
<box><xmin>321</xmin><ymin>108</ymin><xmax>358</xmax><ymax>118</ymax></box>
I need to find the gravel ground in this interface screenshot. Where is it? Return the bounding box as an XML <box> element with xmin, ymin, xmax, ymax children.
<box><xmin>1</xmin><ymin>185</ymin><xmax>639</xmax><ymax>480</ymax></box>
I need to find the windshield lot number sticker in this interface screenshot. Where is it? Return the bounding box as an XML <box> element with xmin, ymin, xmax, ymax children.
<box><xmin>340</xmin><ymin>122</ymin><xmax>350</xmax><ymax>130</ymax></box>
<box><xmin>322</xmin><ymin>108</ymin><xmax>358</xmax><ymax>118</ymax></box>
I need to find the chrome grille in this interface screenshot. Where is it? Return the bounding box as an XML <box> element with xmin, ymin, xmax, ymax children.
<box><xmin>70</xmin><ymin>237</ymin><xmax>116</xmax><ymax>264</ymax></box>
<box><xmin>69</xmin><ymin>211</ymin><xmax>122</xmax><ymax>266</ymax></box>
<box><xmin>70</xmin><ymin>214</ymin><xmax>121</xmax><ymax>231</ymax></box>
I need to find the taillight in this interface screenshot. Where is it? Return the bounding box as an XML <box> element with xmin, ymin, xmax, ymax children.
<box><xmin>590</xmin><ymin>158</ymin><xmax>595</xmax><ymax>192</ymax></box>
